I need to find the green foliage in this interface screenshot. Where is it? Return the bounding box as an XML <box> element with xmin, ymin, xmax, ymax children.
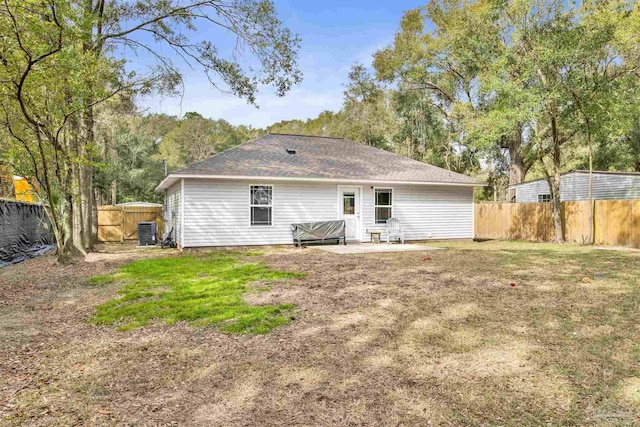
<box><xmin>98</xmin><ymin>0</ymin><xmax>302</xmax><ymax>104</ymax></box>
<box><xmin>373</xmin><ymin>2</ymin><xmax>504</xmax><ymax>173</ymax></box>
<box><xmin>391</xmin><ymin>87</ymin><xmax>446</xmax><ymax>167</ymax></box>
<box><xmin>589</xmin><ymin>118</ymin><xmax>640</xmax><ymax>172</ymax></box>
<box><xmin>266</xmin><ymin>62</ymin><xmax>476</xmax><ymax>172</ymax></box>
<box><xmin>0</xmin><ymin>0</ymin><xmax>127</xmax><ymax>253</ymax></box>
<box><xmin>340</xmin><ymin>64</ymin><xmax>396</xmax><ymax>149</ymax></box>
<box><xmin>0</xmin><ymin>0</ymin><xmax>303</xmax><ymax>256</ymax></box>
<box><xmin>369</xmin><ymin>0</ymin><xmax>640</xmax><ymax>203</ymax></box>
<box><xmin>157</xmin><ymin>113</ymin><xmax>262</xmax><ymax>168</ymax></box>
<box><xmin>91</xmin><ymin>253</ymin><xmax>305</xmax><ymax>333</ymax></box>
<box><xmin>92</xmin><ymin>111</ymin><xmax>264</xmax><ymax>202</ymax></box>
<box><xmin>93</xmin><ymin>112</ymin><xmax>173</xmax><ymax>203</ymax></box>
<box><xmin>267</xmin><ymin>110</ymin><xmax>345</xmax><ymax>137</ymax></box>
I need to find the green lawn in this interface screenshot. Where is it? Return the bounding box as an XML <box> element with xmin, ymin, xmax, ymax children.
<box><xmin>90</xmin><ymin>252</ymin><xmax>304</xmax><ymax>333</ymax></box>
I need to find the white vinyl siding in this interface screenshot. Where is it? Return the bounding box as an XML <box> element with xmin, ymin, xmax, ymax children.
<box><xmin>163</xmin><ymin>182</ymin><xmax>181</xmax><ymax>245</ymax></box>
<box><xmin>183</xmin><ymin>180</ymin><xmax>337</xmax><ymax>247</ymax></box>
<box><xmin>361</xmin><ymin>185</ymin><xmax>474</xmax><ymax>242</ymax></box>
<box><xmin>515</xmin><ymin>172</ymin><xmax>640</xmax><ymax>203</ymax></box>
<box><xmin>182</xmin><ymin>179</ymin><xmax>474</xmax><ymax>247</ymax></box>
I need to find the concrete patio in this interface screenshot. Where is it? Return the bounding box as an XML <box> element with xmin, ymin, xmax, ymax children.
<box><xmin>313</xmin><ymin>243</ymin><xmax>443</xmax><ymax>254</ymax></box>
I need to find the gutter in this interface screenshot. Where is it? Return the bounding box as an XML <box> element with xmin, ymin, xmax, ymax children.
<box><xmin>155</xmin><ymin>174</ymin><xmax>487</xmax><ymax>191</ymax></box>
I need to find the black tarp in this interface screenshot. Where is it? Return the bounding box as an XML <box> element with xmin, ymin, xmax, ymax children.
<box><xmin>0</xmin><ymin>200</ymin><xmax>54</xmax><ymax>267</ymax></box>
<box><xmin>291</xmin><ymin>220</ymin><xmax>346</xmax><ymax>246</ymax></box>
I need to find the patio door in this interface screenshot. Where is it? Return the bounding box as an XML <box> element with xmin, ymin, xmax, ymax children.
<box><xmin>338</xmin><ymin>186</ymin><xmax>361</xmax><ymax>241</ymax></box>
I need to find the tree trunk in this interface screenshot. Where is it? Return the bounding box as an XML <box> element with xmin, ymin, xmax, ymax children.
<box><xmin>506</xmin><ymin>123</ymin><xmax>529</xmax><ymax>202</ymax></box>
<box><xmin>59</xmin><ymin>163</ymin><xmax>85</xmax><ymax>264</ymax></box>
<box><xmin>60</xmin><ymin>194</ymin><xmax>83</xmax><ymax>264</ymax></box>
<box><xmin>92</xmin><ymin>189</ymin><xmax>98</xmax><ymax>244</ymax></box>
<box><xmin>587</xmin><ymin>124</ymin><xmax>594</xmax><ymax>245</ymax></box>
<box><xmin>79</xmin><ymin>163</ymin><xmax>92</xmax><ymax>250</ymax></box>
<box><xmin>70</xmin><ymin>148</ymin><xmax>84</xmax><ymax>253</ymax></box>
<box><xmin>507</xmin><ymin>154</ymin><xmax>526</xmax><ymax>202</ymax></box>
<box><xmin>111</xmin><ymin>180</ymin><xmax>117</xmax><ymax>204</ymax></box>
<box><xmin>72</xmin><ymin>165</ymin><xmax>87</xmax><ymax>254</ymax></box>
<box><xmin>77</xmin><ymin>96</ymin><xmax>96</xmax><ymax>251</ymax></box>
<box><xmin>31</xmin><ymin>132</ymin><xmax>66</xmax><ymax>258</ymax></box>
<box><xmin>68</xmin><ymin>112</ymin><xmax>88</xmax><ymax>255</ymax></box>
<box><xmin>80</xmin><ymin>0</ymin><xmax>101</xmax><ymax>252</ymax></box>
<box><xmin>550</xmin><ymin>125</ymin><xmax>564</xmax><ymax>242</ymax></box>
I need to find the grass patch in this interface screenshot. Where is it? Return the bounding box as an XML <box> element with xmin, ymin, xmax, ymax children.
<box><xmin>88</xmin><ymin>275</ymin><xmax>117</xmax><ymax>285</ymax></box>
<box><xmin>91</xmin><ymin>253</ymin><xmax>304</xmax><ymax>333</ymax></box>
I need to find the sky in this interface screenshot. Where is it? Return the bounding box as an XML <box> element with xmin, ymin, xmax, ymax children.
<box><xmin>137</xmin><ymin>0</ymin><xmax>423</xmax><ymax>129</ymax></box>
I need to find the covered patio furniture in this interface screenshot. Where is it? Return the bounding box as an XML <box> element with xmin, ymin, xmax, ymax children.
<box><xmin>291</xmin><ymin>220</ymin><xmax>346</xmax><ymax>247</ymax></box>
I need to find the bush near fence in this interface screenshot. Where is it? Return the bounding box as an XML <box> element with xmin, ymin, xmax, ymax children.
<box><xmin>475</xmin><ymin>199</ymin><xmax>640</xmax><ymax>248</ymax></box>
<box><xmin>97</xmin><ymin>206</ymin><xmax>163</xmax><ymax>242</ymax></box>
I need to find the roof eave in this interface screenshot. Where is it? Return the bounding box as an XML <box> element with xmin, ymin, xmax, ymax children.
<box><xmin>155</xmin><ymin>174</ymin><xmax>486</xmax><ymax>191</ymax></box>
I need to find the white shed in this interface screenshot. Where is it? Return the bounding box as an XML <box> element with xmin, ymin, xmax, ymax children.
<box><xmin>510</xmin><ymin>170</ymin><xmax>640</xmax><ymax>203</ymax></box>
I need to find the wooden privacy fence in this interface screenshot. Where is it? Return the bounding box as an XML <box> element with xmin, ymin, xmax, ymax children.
<box><xmin>475</xmin><ymin>199</ymin><xmax>640</xmax><ymax>248</ymax></box>
<box><xmin>97</xmin><ymin>206</ymin><xmax>163</xmax><ymax>242</ymax></box>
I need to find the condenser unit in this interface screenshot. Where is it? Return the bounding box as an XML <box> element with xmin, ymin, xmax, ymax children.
<box><xmin>137</xmin><ymin>222</ymin><xmax>157</xmax><ymax>246</ymax></box>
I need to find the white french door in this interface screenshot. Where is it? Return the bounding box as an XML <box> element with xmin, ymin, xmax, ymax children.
<box><xmin>338</xmin><ymin>186</ymin><xmax>361</xmax><ymax>241</ymax></box>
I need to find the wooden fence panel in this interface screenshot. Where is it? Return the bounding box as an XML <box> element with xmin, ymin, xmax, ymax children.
<box><xmin>475</xmin><ymin>199</ymin><xmax>640</xmax><ymax>249</ymax></box>
<box><xmin>476</xmin><ymin>202</ymin><xmax>553</xmax><ymax>242</ymax></box>
<box><xmin>563</xmin><ymin>201</ymin><xmax>590</xmax><ymax>243</ymax></box>
<box><xmin>475</xmin><ymin>203</ymin><xmax>511</xmax><ymax>239</ymax></box>
<box><xmin>97</xmin><ymin>206</ymin><xmax>163</xmax><ymax>242</ymax></box>
<box><xmin>474</xmin><ymin>203</ymin><xmax>488</xmax><ymax>239</ymax></box>
<box><xmin>122</xmin><ymin>207</ymin><xmax>163</xmax><ymax>241</ymax></box>
<box><xmin>595</xmin><ymin>200</ymin><xmax>632</xmax><ymax>247</ymax></box>
<box><xmin>632</xmin><ymin>200</ymin><xmax>640</xmax><ymax>249</ymax></box>
<box><xmin>97</xmin><ymin>206</ymin><xmax>123</xmax><ymax>242</ymax></box>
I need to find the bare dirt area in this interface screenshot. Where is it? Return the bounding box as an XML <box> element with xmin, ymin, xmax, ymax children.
<box><xmin>1</xmin><ymin>241</ymin><xmax>640</xmax><ymax>426</ymax></box>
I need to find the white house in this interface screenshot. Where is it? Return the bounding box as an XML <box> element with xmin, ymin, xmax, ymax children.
<box><xmin>156</xmin><ymin>133</ymin><xmax>484</xmax><ymax>248</ymax></box>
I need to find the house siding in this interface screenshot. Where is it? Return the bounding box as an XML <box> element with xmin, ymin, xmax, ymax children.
<box><xmin>163</xmin><ymin>181</ymin><xmax>181</xmax><ymax>245</ymax></box>
<box><xmin>181</xmin><ymin>179</ymin><xmax>474</xmax><ymax>247</ymax></box>
<box><xmin>360</xmin><ymin>185</ymin><xmax>474</xmax><ymax>241</ymax></box>
<box><xmin>515</xmin><ymin>173</ymin><xmax>640</xmax><ymax>203</ymax></box>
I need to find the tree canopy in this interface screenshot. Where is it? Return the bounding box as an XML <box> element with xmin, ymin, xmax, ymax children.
<box><xmin>2</xmin><ymin>0</ymin><xmax>640</xmax><ymax>257</ymax></box>
<box><xmin>0</xmin><ymin>0</ymin><xmax>302</xmax><ymax>261</ymax></box>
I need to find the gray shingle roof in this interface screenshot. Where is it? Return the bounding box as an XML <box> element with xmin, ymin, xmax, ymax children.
<box><xmin>172</xmin><ymin>133</ymin><xmax>483</xmax><ymax>185</ymax></box>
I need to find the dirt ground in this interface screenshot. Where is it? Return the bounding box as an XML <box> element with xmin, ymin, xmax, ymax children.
<box><xmin>1</xmin><ymin>241</ymin><xmax>640</xmax><ymax>426</ymax></box>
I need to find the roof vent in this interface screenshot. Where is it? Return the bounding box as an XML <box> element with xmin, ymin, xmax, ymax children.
<box><xmin>286</xmin><ymin>148</ymin><xmax>296</xmax><ymax>155</ymax></box>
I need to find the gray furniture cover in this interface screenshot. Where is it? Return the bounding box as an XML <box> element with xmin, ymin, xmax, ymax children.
<box><xmin>291</xmin><ymin>220</ymin><xmax>346</xmax><ymax>246</ymax></box>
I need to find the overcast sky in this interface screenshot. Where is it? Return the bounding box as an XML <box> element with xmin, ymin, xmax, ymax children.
<box><xmin>136</xmin><ymin>0</ymin><xmax>423</xmax><ymax>128</ymax></box>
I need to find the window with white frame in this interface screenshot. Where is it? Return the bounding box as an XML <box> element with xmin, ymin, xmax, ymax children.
<box><xmin>250</xmin><ymin>185</ymin><xmax>272</xmax><ymax>226</ymax></box>
<box><xmin>538</xmin><ymin>193</ymin><xmax>551</xmax><ymax>203</ymax></box>
<box><xmin>375</xmin><ymin>188</ymin><xmax>393</xmax><ymax>224</ymax></box>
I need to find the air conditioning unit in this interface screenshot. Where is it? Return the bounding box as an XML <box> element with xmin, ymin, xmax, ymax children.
<box><xmin>137</xmin><ymin>222</ymin><xmax>157</xmax><ymax>246</ymax></box>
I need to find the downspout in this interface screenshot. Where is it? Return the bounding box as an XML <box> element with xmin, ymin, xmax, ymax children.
<box><xmin>180</xmin><ymin>178</ymin><xmax>185</xmax><ymax>250</ymax></box>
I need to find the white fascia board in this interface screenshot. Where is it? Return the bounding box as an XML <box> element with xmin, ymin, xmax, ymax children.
<box><xmin>155</xmin><ymin>174</ymin><xmax>487</xmax><ymax>191</ymax></box>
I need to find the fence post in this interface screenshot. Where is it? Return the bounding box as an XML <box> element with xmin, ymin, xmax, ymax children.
<box><xmin>120</xmin><ymin>206</ymin><xmax>125</xmax><ymax>243</ymax></box>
